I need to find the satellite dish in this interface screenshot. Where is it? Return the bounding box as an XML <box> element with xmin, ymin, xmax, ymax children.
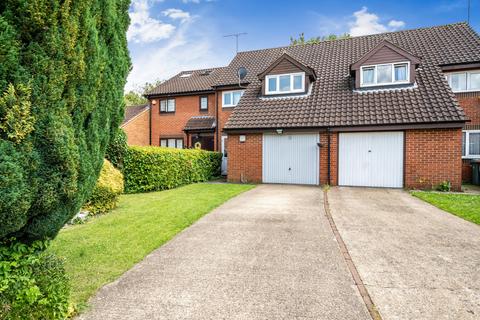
<box><xmin>237</xmin><ymin>67</ymin><xmax>247</xmax><ymax>80</ymax></box>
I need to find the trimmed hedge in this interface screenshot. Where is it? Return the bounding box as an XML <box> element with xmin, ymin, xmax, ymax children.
<box><xmin>83</xmin><ymin>160</ymin><xmax>124</xmax><ymax>215</ymax></box>
<box><xmin>124</xmin><ymin>146</ymin><xmax>222</xmax><ymax>193</ymax></box>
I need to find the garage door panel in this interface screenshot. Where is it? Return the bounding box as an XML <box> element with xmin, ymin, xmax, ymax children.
<box><xmin>339</xmin><ymin>132</ymin><xmax>403</xmax><ymax>188</ymax></box>
<box><xmin>263</xmin><ymin>134</ymin><xmax>319</xmax><ymax>185</ymax></box>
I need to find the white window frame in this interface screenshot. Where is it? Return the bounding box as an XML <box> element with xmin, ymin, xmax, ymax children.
<box><xmin>265</xmin><ymin>72</ymin><xmax>305</xmax><ymax>95</ymax></box>
<box><xmin>222</xmin><ymin>90</ymin><xmax>245</xmax><ymax>108</ymax></box>
<box><xmin>463</xmin><ymin>130</ymin><xmax>480</xmax><ymax>159</ymax></box>
<box><xmin>446</xmin><ymin>70</ymin><xmax>480</xmax><ymax>93</ymax></box>
<box><xmin>160</xmin><ymin>138</ymin><xmax>183</xmax><ymax>149</ymax></box>
<box><xmin>200</xmin><ymin>96</ymin><xmax>208</xmax><ymax>111</ymax></box>
<box><xmin>360</xmin><ymin>61</ymin><xmax>410</xmax><ymax>87</ymax></box>
<box><xmin>160</xmin><ymin>98</ymin><xmax>175</xmax><ymax>113</ymax></box>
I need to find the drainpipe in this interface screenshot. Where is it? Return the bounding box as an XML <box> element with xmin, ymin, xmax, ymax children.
<box><xmin>148</xmin><ymin>100</ymin><xmax>152</xmax><ymax>145</ymax></box>
<box><xmin>215</xmin><ymin>90</ymin><xmax>219</xmax><ymax>151</ymax></box>
<box><xmin>327</xmin><ymin>128</ymin><xmax>331</xmax><ymax>185</ymax></box>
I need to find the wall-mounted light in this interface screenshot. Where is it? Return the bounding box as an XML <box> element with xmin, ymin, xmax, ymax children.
<box><xmin>151</xmin><ymin>100</ymin><xmax>157</xmax><ymax>105</ymax></box>
<box><xmin>239</xmin><ymin>135</ymin><xmax>246</xmax><ymax>142</ymax></box>
<box><xmin>276</xmin><ymin>129</ymin><xmax>283</xmax><ymax>134</ymax></box>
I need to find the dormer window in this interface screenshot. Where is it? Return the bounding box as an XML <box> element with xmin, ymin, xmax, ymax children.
<box><xmin>265</xmin><ymin>72</ymin><xmax>305</xmax><ymax>95</ymax></box>
<box><xmin>360</xmin><ymin>62</ymin><xmax>410</xmax><ymax>87</ymax></box>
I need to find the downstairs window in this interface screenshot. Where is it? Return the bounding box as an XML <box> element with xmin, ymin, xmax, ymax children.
<box><xmin>160</xmin><ymin>138</ymin><xmax>183</xmax><ymax>149</ymax></box>
<box><xmin>463</xmin><ymin>131</ymin><xmax>480</xmax><ymax>158</ymax></box>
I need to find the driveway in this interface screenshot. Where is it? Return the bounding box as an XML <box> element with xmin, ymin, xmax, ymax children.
<box><xmin>79</xmin><ymin>185</ymin><xmax>369</xmax><ymax>320</ymax></box>
<box><xmin>328</xmin><ymin>187</ymin><xmax>480</xmax><ymax>320</ymax></box>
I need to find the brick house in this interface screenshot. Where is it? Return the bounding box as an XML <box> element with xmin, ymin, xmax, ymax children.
<box><xmin>121</xmin><ymin>104</ymin><xmax>150</xmax><ymax>146</ymax></box>
<box><xmin>135</xmin><ymin>23</ymin><xmax>480</xmax><ymax>190</ymax></box>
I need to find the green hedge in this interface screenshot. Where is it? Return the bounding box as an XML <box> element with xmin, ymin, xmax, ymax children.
<box><xmin>124</xmin><ymin>146</ymin><xmax>222</xmax><ymax>193</ymax></box>
<box><xmin>83</xmin><ymin>160</ymin><xmax>124</xmax><ymax>215</ymax></box>
<box><xmin>0</xmin><ymin>240</ymin><xmax>70</xmax><ymax>320</ymax></box>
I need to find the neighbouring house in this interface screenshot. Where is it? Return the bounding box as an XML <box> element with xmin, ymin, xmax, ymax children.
<box><xmin>130</xmin><ymin>23</ymin><xmax>480</xmax><ymax>190</ymax></box>
<box><xmin>121</xmin><ymin>104</ymin><xmax>151</xmax><ymax>146</ymax></box>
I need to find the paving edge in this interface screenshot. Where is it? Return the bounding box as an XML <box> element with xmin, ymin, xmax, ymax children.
<box><xmin>323</xmin><ymin>190</ymin><xmax>383</xmax><ymax>320</ymax></box>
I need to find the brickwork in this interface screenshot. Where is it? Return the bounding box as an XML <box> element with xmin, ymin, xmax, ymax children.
<box><xmin>122</xmin><ymin>109</ymin><xmax>150</xmax><ymax>146</ymax></box>
<box><xmin>227</xmin><ymin>134</ymin><xmax>262</xmax><ymax>183</ymax></box>
<box><xmin>457</xmin><ymin>92</ymin><xmax>480</xmax><ymax>182</ymax></box>
<box><xmin>405</xmin><ymin>129</ymin><xmax>462</xmax><ymax>191</ymax></box>
<box><xmin>150</xmin><ymin>94</ymin><xmax>215</xmax><ymax>147</ymax></box>
<box><xmin>319</xmin><ymin>132</ymin><xmax>338</xmax><ymax>186</ymax></box>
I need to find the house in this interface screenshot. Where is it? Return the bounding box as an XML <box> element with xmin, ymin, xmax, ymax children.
<box><xmin>121</xmin><ymin>104</ymin><xmax>151</xmax><ymax>146</ymax></box>
<box><xmin>138</xmin><ymin>23</ymin><xmax>480</xmax><ymax>190</ymax></box>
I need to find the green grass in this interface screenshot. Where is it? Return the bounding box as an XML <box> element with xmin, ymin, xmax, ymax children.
<box><xmin>49</xmin><ymin>183</ymin><xmax>254</xmax><ymax>310</ymax></box>
<box><xmin>411</xmin><ymin>191</ymin><xmax>480</xmax><ymax>225</ymax></box>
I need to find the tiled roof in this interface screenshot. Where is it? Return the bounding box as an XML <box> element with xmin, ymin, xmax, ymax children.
<box><xmin>122</xmin><ymin>104</ymin><xmax>149</xmax><ymax>126</ymax></box>
<box><xmin>222</xmin><ymin>23</ymin><xmax>480</xmax><ymax>129</ymax></box>
<box><xmin>184</xmin><ymin>116</ymin><xmax>216</xmax><ymax>131</ymax></box>
<box><xmin>146</xmin><ymin>67</ymin><xmax>224</xmax><ymax>96</ymax></box>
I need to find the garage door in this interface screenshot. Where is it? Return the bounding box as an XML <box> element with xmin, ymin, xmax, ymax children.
<box><xmin>339</xmin><ymin>132</ymin><xmax>404</xmax><ymax>188</ymax></box>
<box><xmin>263</xmin><ymin>133</ymin><xmax>319</xmax><ymax>185</ymax></box>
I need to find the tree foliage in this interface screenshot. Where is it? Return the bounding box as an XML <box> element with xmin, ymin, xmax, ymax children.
<box><xmin>0</xmin><ymin>0</ymin><xmax>131</xmax><ymax>242</ymax></box>
<box><xmin>124</xmin><ymin>79</ymin><xmax>163</xmax><ymax>106</ymax></box>
<box><xmin>290</xmin><ymin>32</ymin><xmax>350</xmax><ymax>46</ymax></box>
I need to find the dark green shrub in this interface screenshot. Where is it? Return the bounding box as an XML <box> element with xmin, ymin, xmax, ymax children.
<box><xmin>0</xmin><ymin>0</ymin><xmax>131</xmax><ymax>242</ymax></box>
<box><xmin>124</xmin><ymin>146</ymin><xmax>222</xmax><ymax>193</ymax></box>
<box><xmin>105</xmin><ymin>128</ymin><xmax>128</xmax><ymax>170</ymax></box>
<box><xmin>0</xmin><ymin>240</ymin><xmax>70</xmax><ymax>320</ymax></box>
<box><xmin>83</xmin><ymin>160</ymin><xmax>124</xmax><ymax>215</ymax></box>
<box><xmin>436</xmin><ymin>180</ymin><xmax>451</xmax><ymax>192</ymax></box>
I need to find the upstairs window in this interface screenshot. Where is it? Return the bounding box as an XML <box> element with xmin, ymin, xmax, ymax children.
<box><xmin>265</xmin><ymin>72</ymin><xmax>305</xmax><ymax>94</ymax></box>
<box><xmin>160</xmin><ymin>98</ymin><xmax>175</xmax><ymax>113</ymax></box>
<box><xmin>222</xmin><ymin>90</ymin><xmax>244</xmax><ymax>108</ymax></box>
<box><xmin>200</xmin><ymin>96</ymin><xmax>208</xmax><ymax>111</ymax></box>
<box><xmin>360</xmin><ymin>62</ymin><xmax>409</xmax><ymax>87</ymax></box>
<box><xmin>463</xmin><ymin>130</ymin><xmax>480</xmax><ymax>159</ymax></box>
<box><xmin>446</xmin><ymin>71</ymin><xmax>480</xmax><ymax>92</ymax></box>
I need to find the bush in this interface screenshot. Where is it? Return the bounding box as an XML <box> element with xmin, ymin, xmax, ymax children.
<box><xmin>105</xmin><ymin>128</ymin><xmax>128</xmax><ymax>170</ymax></box>
<box><xmin>436</xmin><ymin>180</ymin><xmax>451</xmax><ymax>192</ymax></box>
<box><xmin>83</xmin><ymin>160</ymin><xmax>124</xmax><ymax>215</ymax></box>
<box><xmin>124</xmin><ymin>146</ymin><xmax>222</xmax><ymax>193</ymax></box>
<box><xmin>0</xmin><ymin>240</ymin><xmax>70</xmax><ymax>320</ymax></box>
<box><xmin>0</xmin><ymin>0</ymin><xmax>131</xmax><ymax>242</ymax></box>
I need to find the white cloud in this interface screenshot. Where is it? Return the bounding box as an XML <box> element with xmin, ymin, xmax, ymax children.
<box><xmin>127</xmin><ymin>0</ymin><xmax>175</xmax><ymax>43</ymax></box>
<box><xmin>163</xmin><ymin>8</ymin><xmax>191</xmax><ymax>23</ymax></box>
<box><xmin>349</xmin><ymin>7</ymin><xmax>405</xmax><ymax>36</ymax></box>
<box><xmin>182</xmin><ymin>0</ymin><xmax>200</xmax><ymax>3</ymax></box>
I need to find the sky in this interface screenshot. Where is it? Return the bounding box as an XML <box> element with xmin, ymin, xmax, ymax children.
<box><xmin>125</xmin><ymin>0</ymin><xmax>480</xmax><ymax>92</ymax></box>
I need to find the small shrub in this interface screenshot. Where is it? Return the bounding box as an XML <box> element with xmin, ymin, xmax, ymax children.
<box><xmin>436</xmin><ymin>180</ymin><xmax>451</xmax><ymax>192</ymax></box>
<box><xmin>83</xmin><ymin>159</ymin><xmax>124</xmax><ymax>215</ymax></box>
<box><xmin>124</xmin><ymin>146</ymin><xmax>222</xmax><ymax>193</ymax></box>
<box><xmin>105</xmin><ymin>128</ymin><xmax>128</xmax><ymax>170</ymax></box>
<box><xmin>0</xmin><ymin>239</ymin><xmax>70</xmax><ymax>320</ymax></box>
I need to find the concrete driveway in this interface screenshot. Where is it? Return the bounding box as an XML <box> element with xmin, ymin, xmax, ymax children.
<box><xmin>328</xmin><ymin>187</ymin><xmax>480</xmax><ymax>320</ymax></box>
<box><xmin>79</xmin><ymin>185</ymin><xmax>369</xmax><ymax>320</ymax></box>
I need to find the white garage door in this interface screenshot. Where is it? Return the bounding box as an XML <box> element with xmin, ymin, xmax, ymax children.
<box><xmin>263</xmin><ymin>133</ymin><xmax>319</xmax><ymax>185</ymax></box>
<box><xmin>339</xmin><ymin>132</ymin><xmax>404</xmax><ymax>188</ymax></box>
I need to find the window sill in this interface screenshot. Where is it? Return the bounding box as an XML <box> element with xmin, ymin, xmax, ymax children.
<box><xmin>222</xmin><ymin>105</ymin><xmax>236</xmax><ymax>108</ymax></box>
<box><xmin>160</xmin><ymin>111</ymin><xmax>175</xmax><ymax>114</ymax></box>
<box><xmin>453</xmin><ymin>90</ymin><xmax>480</xmax><ymax>93</ymax></box>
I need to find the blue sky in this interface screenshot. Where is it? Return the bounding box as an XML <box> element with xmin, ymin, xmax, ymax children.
<box><xmin>126</xmin><ymin>0</ymin><xmax>480</xmax><ymax>91</ymax></box>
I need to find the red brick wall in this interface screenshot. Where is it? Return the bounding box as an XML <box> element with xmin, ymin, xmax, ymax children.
<box><xmin>122</xmin><ymin>110</ymin><xmax>150</xmax><ymax>146</ymax></box>
<box><xmin>457</xmin><ymin>92</ymin><xmax>480</xmax><ymax>125</ymax></box>
<box><xmin>150</xmin><ymin>94</ymin><xmax>216</xmax><ymax>147</ymax></box>
<box><xmin>319</xmin><ymin>132</ymin><xmax>338</xmax><ymax>185</ymax></box>
<box><xmin>227</xmin><ymin>134</ymin><xmax>262</xmax><ymax>183</ymax></box>
<box><xmin>405</xmin><ymin>128</ymin><xmax>462</xmax><ymax>191</ymax></box>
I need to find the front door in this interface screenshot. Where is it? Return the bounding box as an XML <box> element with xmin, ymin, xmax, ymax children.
<box><xmin>221</xmin><ymin>136</ymin><xmax>228</xmax><ymax>175</ymax></box>
<box><xmin>191</xmin><ymin>134</ymin><xmax>214</xmax><ymax>151</ymax></box>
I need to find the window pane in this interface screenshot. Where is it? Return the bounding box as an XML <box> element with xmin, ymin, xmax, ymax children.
<box><xmin>176</xmin><ymin>139</ymin><xmax>183</xmax><ymax>149</ymax></box>
<box><xmin>293</xmin><ymin>75</ymin><xmax>303</xmax><ymax>90</ymax></box>
<box><xmin>377</xmin><ymin>64</ymin><xmax>392</xmax><ymax>83</ymax></box>
<box><xmin>394</xmin><ymin>64</ymin><xmax>407</xmax><ymax>81</ymax></box>
<box><xmin>160</xmin><ymin>139</ymin><xmax>167</xmax><ymax>147</ymax></box>
<box><xmin>362</xmin><ymin>67</ymin><xmax>374</xmax><ymax>84</ymax></box>
<box><xmin>462</xmin><ymin>132</ymin><xmax>466</xmax><ymax>156</ymax></box>
<box><xmin>469</xmin><ymin>133</ymin><xmax>480</xmax><ymax>155</ymax></box>
<box><xmin>200</xmin><ymin>97</ymin><xmax>208</xmax><ymax>109</ymax></box>
<box><xmin>232</xmin><ymin>91</ymin><xmax>242</xmax><ymax>105</ymax></box>
<box><xmin>167</xmin><ymin>99</ymin><xmax>175</xmax><ymax>112</ymax></box>
<box><xmin>279</xmin><ymin>75</ymin><xmax>290</xmax><ymax>91</ymax></box>
<box><xmin>268</xmin><ymin>77</ymin><xmax>277</xmax><ymax>92</ymax></box>
<box><xmin>168</xmin><ymin>139</ymin><xmax>176</xmax><ymax>148</ymax></box>
<box><xmin>449</xmin><ymin>73</ymin><xmax>467</xmax><ymax>91</ymax></box>
<box><xmin>224</xmin><ymin>92</ymin><xmax>232</xmax><ymax>105</ymax></box>
<box><xmin>470</xmin><ymin>72</ymin><xmax>480</xmax><ymax>90</ymax></box>
<box><xmin>160</xmin><ymin>100</ymin><xmax>166</xmax><ymax>112</ymax></box>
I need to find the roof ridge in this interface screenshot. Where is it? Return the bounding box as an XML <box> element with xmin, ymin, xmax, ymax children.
<box><xmin>235</xmin><ymin>22</ymin><xmax>470</xmax><ymax>55</ymax></box>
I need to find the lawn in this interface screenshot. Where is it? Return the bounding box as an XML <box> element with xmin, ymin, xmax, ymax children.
<box><xmin>411</xmin><ymin>191</ymin><xmax>480</xmax><ymax>225</ymax></box>
<box><xmin>49</xmin><ymin>183</ymin><xmax>254</xmax><ymax>310</ymax></box>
